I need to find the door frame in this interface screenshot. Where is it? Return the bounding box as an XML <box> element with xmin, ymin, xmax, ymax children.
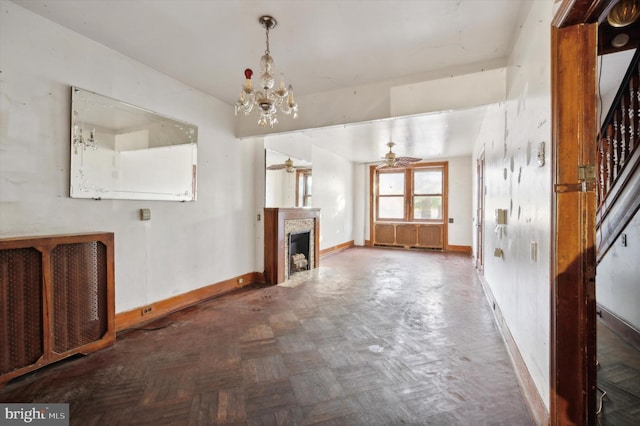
<box><xmin>551</xmin><ymin>1</ymin><xmax>606</xmax><ymax>424</ymax></box>
<box><xmin>475</xmin><ymin>150</ymin><xmax>485</xmax><ymax>271</ymax></box>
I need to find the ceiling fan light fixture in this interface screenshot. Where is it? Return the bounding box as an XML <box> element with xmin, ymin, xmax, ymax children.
<box><xmin>607</xmin><ymin>0</ymin><xmax>640</xmax><ymax>27</ymax></box>
<box><xmin>377</xmin><ymin>142</ymin><xmax>421</xmax><ymax>169</ymax></box>
<box><xmin>285</xmin><ymin>157</ymin><xmax>294</xmax><ymax>173</ymax></box>
<box><xmin>235</xmin><ymin>15</ymin><xmax>299</xmax><ymax>128</ymax></box>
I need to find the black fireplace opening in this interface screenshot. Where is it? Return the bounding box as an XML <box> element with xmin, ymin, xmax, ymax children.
<box><xmin>289</xmin><ymin>231</ymin><xmax>311</xmax><ymax>276</ymax></box>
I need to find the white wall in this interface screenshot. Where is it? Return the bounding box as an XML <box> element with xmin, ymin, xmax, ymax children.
<box><xmin>598</xmin><ymin>49</ymin><xmax>636</xmax><ymax>123</ymax></box>
<box><xmin>447</xmin><ymin>156</ymin><xmax>473</xmax><ymax>247</ymax></box>
<box><xmin>265</xmin><ymin>169</ymin><xmax>297</xmax><ymax>207</ymax></box>
<box><xmin>0</xmin><ymin>2</ymin><xmax>257</xmax><ymax>313</ymax></box>
<box><xmin>472</xmin><ymin>0</ymin><xmax>553</xmax><ymax>408</ymax></box>
<box><xmin>353</xmin><ymin>164</ymin><xmax>368</xmax><ymax>246</ymax></box>
<box><xmin>597</xmin><ymin>210</ymin><xmax>640</xmax><ymax>330</ymax></box>
<box><xmin>311</xmin><ymin>145</ymin><xmax>354</xmax><ymax>250</ymax></box>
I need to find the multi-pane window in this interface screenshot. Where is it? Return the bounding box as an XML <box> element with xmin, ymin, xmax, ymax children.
<box><xmin>297</xmin><ymin>170</ymin><xmax>312</xmax><ymax>207</ymax></box>
<box><xmin>374</xmin><ymin>163</ymin><xmax>446</xmax><ymax>222</ymax></box>
<box><xmin>413</xmin><ymin>168</ymin><xmax>443</xmax><ymax>220</ymax></box>
<box><xmin>377</xmin><ymin>171</ymin><xmax>405</xmax><ymax>219</ymax></box>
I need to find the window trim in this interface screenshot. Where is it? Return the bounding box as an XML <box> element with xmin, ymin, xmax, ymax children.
<box><xmin>371</xmin><ymin>161</ymin><xmax>448</xmax><ymax>223</ymax></box>
<box><xmin>375</xmin><ymin>169</ymin><xmax>406</xmax><ymax>221</ymax></box>
<box><xmin>296</xmin><ymin>169</ymin><xmax>312</xmax><ymax>207</ymax></box>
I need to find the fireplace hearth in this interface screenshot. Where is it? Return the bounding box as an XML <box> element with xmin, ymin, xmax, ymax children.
<box><xmin>289</xmin><ymin>231</ymin><xmax>310</xmax><ymax>275</ymax></box>
<box><xmin>264</xmin><ymin>208</ymin><xmax>320</xmax><ymax>284</ymax></box>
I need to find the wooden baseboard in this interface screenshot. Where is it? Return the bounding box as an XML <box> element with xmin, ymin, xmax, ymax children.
<box><xmin>320</xmin><ymin>240</ymin><xmax>354</xmax><ymax>257</ymax></box>
<box><xmin>478</xmin><ymin>274</ymin><xmax>549</xmax><ymax>425</ymax></box>
<box><xmin>364</xmin><ymin>240</ymin><xmax>373</xmax><ymax>247</ymax></box>
<box><xmin>115</xmin><ymin>271</ymin><xmax>262</xmax><ymax>332</ymax></box>
<box><xmin>447</xmin><ymin>244</ymin><xmax>472</xmax><ymax>253</ymax></box>
<box><xmin>597</xmin><ymin>303</ymin><xmax>640</xmax><ymax>352</ymax></box>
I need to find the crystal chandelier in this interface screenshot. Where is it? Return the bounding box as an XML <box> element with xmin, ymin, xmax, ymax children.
<box><xmin>235</xmin><ymin>15</ymin><xmax>298</xmax><ymax>127</ymax></box>
<box><xmin>72</xmin><ymin>110</ymin><xmax>97</xmax><ymax>154</ymax></box>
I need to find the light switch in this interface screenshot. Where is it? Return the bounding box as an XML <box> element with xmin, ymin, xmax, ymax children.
<box><xmin>530</xmin><ymin>241</ymin><xmax>537</xmax><ymax>262</ymax></box>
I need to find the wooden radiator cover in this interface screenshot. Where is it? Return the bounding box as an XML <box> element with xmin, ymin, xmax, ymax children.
<box><xmin>0</xmin><ymin>232</ymin><xmax>115</xmax><ymax>385</ymax></box>
<box><xmin>373</xmin><ymin>223</ymin><xmax>444</xmax><ymax>249</ymax></box>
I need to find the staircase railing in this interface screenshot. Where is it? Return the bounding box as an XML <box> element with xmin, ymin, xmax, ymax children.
<box><xmin>597</xmin><ymin>47</ymin><xmax>640</xmax><ymax>262</ymax></box>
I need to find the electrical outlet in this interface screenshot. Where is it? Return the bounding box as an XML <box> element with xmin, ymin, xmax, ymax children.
<box><xmin>238</xmin><ymin>277</ymin><xmax>244</xmax><ymax>284</ymax></box>
<box><xmin>142</xmin><ymin>306</ymin><xmax>153</xmax><ymax>316</ymax></box>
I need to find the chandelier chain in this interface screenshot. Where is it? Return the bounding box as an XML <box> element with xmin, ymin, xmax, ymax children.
<box><xmin>265</xmin><ymin>26</ymin><xmax>270</xmax><ymax>54</ymax></box>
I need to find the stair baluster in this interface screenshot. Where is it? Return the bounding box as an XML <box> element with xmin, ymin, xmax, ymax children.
<box><xmin>620</xmin><ymin>93</ymin><xmax>628</xmax><ymax>168</ymax></box>
<box><xmin>613</xmin><ymin>110</ymin><xmax>620</xmax><ymax>181</ymax></box>
<box><xmin>605</xmin><ymin>124</ymin><xmax>613</xmax><ymax>194</ymax></box>
<box><xmin>597</xmin><ymin>48</ymin><xmax>640</xmax><ymax>262</ymax></box>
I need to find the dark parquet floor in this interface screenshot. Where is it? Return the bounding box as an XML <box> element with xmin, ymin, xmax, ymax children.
<box><xmin>1</xmin><ymin>248</ymin><xmax>535</xmax><ymax>425</ymax></box>
<box><xmin>597</xmin><ymin>320</ymin><xmax>640</xmax><ymax>425</ymax></box>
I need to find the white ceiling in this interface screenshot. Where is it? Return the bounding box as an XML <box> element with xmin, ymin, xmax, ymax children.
<box><xmin>12</xmin><ymin>0</ymin><xmax>532</xmax><ymax>163</ymax></box>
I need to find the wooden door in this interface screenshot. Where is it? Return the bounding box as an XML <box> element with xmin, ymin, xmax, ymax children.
<box><xmin>551</xmin><ymin>21</ymin><xmax>598</xmax><ymax>426</ymax></box>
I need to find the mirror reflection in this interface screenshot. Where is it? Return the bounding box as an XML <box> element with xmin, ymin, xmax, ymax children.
<box><xmin>265</xmin><ymin>149</ymin><xmax>312</xmax><ymax>208</ymax></box>
<box><xmin>70</xmin><ymin>87</ymin><xmax>198</xmax><ymax>201</ymax></box>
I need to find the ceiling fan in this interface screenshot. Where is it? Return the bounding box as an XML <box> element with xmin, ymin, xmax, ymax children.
<box><xmin>266</xmin><ymin>157</ymin><xmax>311</xmax><ymax>173</ymax></box>
<box><xmin>376</xmin><ymin>142</ymin><xmax>421</xmax><ymax>168</ymax></box>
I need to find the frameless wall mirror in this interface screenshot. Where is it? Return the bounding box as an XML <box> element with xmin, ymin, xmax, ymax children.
<box><xmin>265</xmin><ymin>149</ymin><xmax>312</xmax><ymax>208</ymax></box>
<box><xmin>70</xmin><ymin>87</ymin><xmax>198</xmax><ymax>201</ymax></box>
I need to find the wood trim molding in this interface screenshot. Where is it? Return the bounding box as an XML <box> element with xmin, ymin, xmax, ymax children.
<box><xmin>478</xmin><ymin>274</ymin><xmax>549</xmax><ymax>425</ymax></box>
<box><xmin>115</xmin><ymin>271</ymin><xmax>260</xmax><ymax>332</ymax></box>
<box><xmin>320</xmin><ymin>240</ymin><xmax>354</xmax><ymax>257</ymax></box>
<box><xmin>551</xmin><ymin>22</ymin><xmax>598</xmax><ymax>426</ymax></box>
<box><xmin>447</xmin><ymin>245</ymin><xmax>472</xmax><ymax>254</ymax></box>
<box><xmin>369</xmin><ymin>162</ymin><xmax>449</xmax><ymax>249</ymax></box>
<box><xmin>263</xmin><ymin>208</ymin><xmax>321</xmax><ymax>285</ymax></box>
<box><xmin>552</xmin><ymin>0</ymin><xmax>612</xmax><ymax>28</ymax></box>
<box><xmin>0</xmin><ymin>232</ymin><xmax>115</xmax><ymax>385</ymax></box>
<box><xmin>597</xmin><ymin>304</ymin><xmax>640</xmax><ymax>352</ymax></box>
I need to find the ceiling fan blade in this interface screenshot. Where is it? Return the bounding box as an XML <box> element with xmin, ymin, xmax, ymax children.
<box><xmin>395</xmin><ymin>156</ymin><xmax>422</xmax><ymax>163</ymax></box>
<box><xmin>267</xmin><ymin>164</ymin><xmax>287</xmax><ymax>170</ymax></box>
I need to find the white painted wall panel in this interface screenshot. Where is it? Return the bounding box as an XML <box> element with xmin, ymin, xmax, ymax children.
<box><xmin>597</xmin><ymin>210</ymin><xmax>640</xmax><ymax>330</ymax></box>
<box><xmin>390</xmin><ymin>68</ymin><xmax>506</xmax><ymax>117</ymax></box>
<box><xmin>0</xmin><ymin>2</ymin><xmax>256</xmax><ymax>313</ymax></box>
<box><xmin>472</xmin><ymin>1</ymin><xmax>553</xmax><ymax>408</ymax></box>
<box><xmin>312</xmin><ymin>146</ymin><xmax>355</xmax><ymax>250</ymax></box>
<box><xmin>447</xmin><ymin>156</ymin><xmax>473</xmax><ymax>247</ymax></box>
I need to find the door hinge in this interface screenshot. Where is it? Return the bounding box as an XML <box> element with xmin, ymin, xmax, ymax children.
<box><xmin>578</xmin><ymin>164</ymin><xmax>596</xmax><ymax>182</ymax></box>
